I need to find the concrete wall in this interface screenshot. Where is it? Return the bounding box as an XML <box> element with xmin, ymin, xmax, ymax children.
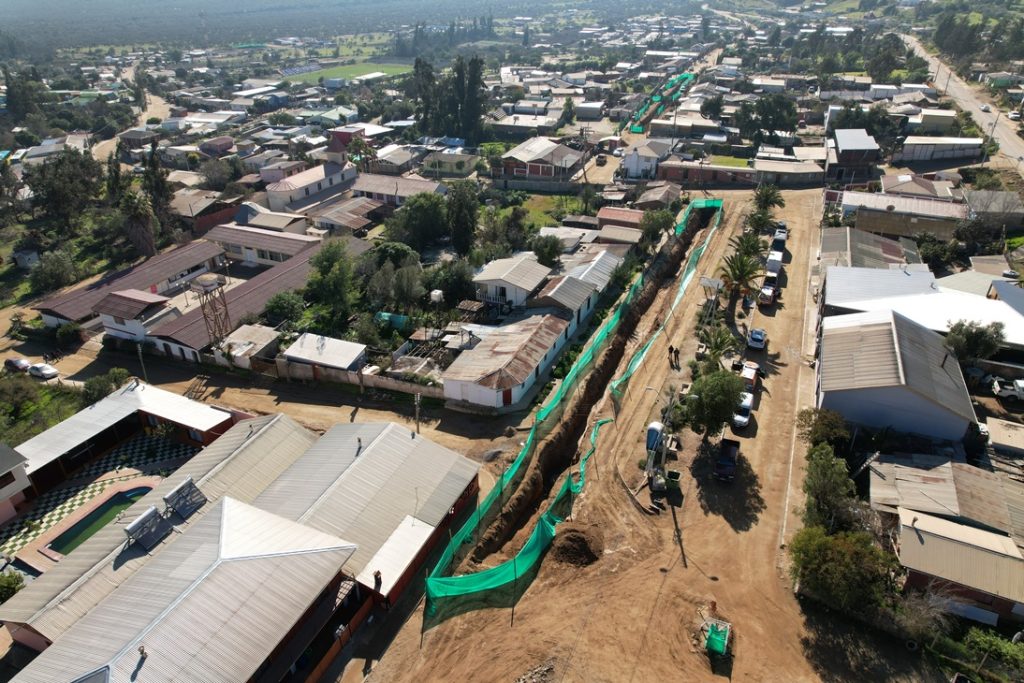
<box><xmin>275</xmin><ymin>359</ymin><xmax>444</xmax><ymax>399</ymax></box>
<box><xmin>99</xmin><ymin>314</ymin><xmax>148</xmax><ymax>342</ymax></box>
<box><xmin>818</xmin><ymin>385</ymin><xmax>970</xmax><ymax>441</ymax></box>
<box><xmin>854</xmin><ymin>208</ymin><xmax>959</xmax><ymax>240</ymax></box>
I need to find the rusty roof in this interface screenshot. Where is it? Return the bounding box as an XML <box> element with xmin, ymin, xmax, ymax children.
<box><xmin>442</xmin><ymin>315</ymin><xmax>568</xmax><ymax>390</ymax></box>
<box><xmin>92</xmin><ymin>289</ymin><xmax>169</xmax><ymax>320</ymax></box>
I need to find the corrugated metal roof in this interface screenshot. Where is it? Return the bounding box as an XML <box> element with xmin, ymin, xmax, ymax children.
<box><xmin>820</xmin><ymin>310</ymin><xmax>975</xmax><ymax>423</ymax></box>
<box><xmin>91</xmin><ymin>289</ymin><xmax>169</xmax><ymax>319</ymax></box>
<box><xmin>898</xmin><ymin>507</ymin><xmax>1024</xmax><ymax>603</ymax></box>
<box><xmin>473</xmin><ymin>255</ymin><xmax>551</xmax><ymax>292</ymax></box>
<box><xmin>351</xmin><ymin>173</ymin><xmax>445</xmax><ymax>198</ymax></box>
<box><xmin>869</xmin><ymin>456</ymin><xmax>959</xmax><ymax>516</ymax></box>
<box><xmin>819</xmin><ymin>228</ymin><xmax>922</xmax><ymax>270</ymax></box>
<box><xmin>596</xmin><ymin>206</ymin><xmax>645</xmax><ymax>228</ymax></box>
<box><xmin>253</xmin><ymin>422</ymin><xmax>478</xmax><ymax>580</ymax></box>
<box><xmin>442</xmin><ymin>314</ymin><xmax>569</xmax><ymax>389</ymax></box>
<box><xmin>597</xmin><ymin>225</ymin><xmax>643</xmax><ymax>244</ymax></box>
<box><xmin>842</xmin><ymin>191</ymin><xmax>969</xmax><ymax>219</ymax></box>
<box><xmin>502</xmin><ymin>137</ymin><xmax>581</xmax><ymax>166</ymax></box>
<box><xmin>10</xmin><ymin>498</ymin><xmax>356</xmax><ymax>683</ymax></box>
<box><xmin>823</xmin><ymin>265</ymin><xmax>937</xmax><ymax>307</ymax></box>
<box><xmin>205</xmin><ymin>224</ymin><xmax>319</xmax><ymax>256</ymax></box>
<box><xmin>266</xmin><ymin>162</ymin><xmax>344</xmax><ymax>191</ymax></box>
<box><xmin>532</xmin><ymin>276</ymin><xmax>595</xmax><ymax>312</ymax></box>
<box><xmin>150</xmin><ymin>246</ymin><xmax>318</xmax><ymax>350</ymax></box>
<box><xmin>354</xmin><ymin>515</ymin><xmax>434</xmax><ymax>596</ymax></box>
<box><xmin>834</xmin><ymin>128</ymin><xmax>879</xmax><ymax>151</ymax></box>
<box><xmin>0</xmin><ymin>444</ymin><xmax>26</xmax><ymax>475</ymax></box>
<box><xmin>937</xmin><ymin>270</ymin><xmax>1006</xmax><ymax>296</ymax></box>
<box><xmin>567</xmin><ymin>249</ymin><xmax>623</xmax><ymax>292</ymax></box>
<box><xmin>0</xmin><ymin>414</ymin><xmax>319</xmax><ymax>642</ymax></box>
<box><xmin>34</xmin><ymin>242</ymin><xmax>224</xmax><ymax>322</ymax></box>
<box><xmin>15</xmin><ymin>381</ymin><xmax>233</xmax><ymax>475</ymax></box>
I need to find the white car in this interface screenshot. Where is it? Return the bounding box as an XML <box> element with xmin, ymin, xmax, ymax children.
<box><xmin>746</xmin><ymin>327</ymin><xmax>768</xmax><ymax>350</ymax></box>
<box><xmin>1009</xmin><ymin>111</ymin><xmax>1021</xmax><ymax>121</ymax></box>
<box><xmin>733</xmin><ymin>392</ymin><xmax>754</xmax><ymax>428</ymax></box>
<box><xmin>980</xmin><ymin>103</ymin><xmax>991</xmax><ymax>112</ymax></box>
<box><xmin>28</xmin><ymin>363</ymin><xmax>59</xmax><ymax>379</ymax></box>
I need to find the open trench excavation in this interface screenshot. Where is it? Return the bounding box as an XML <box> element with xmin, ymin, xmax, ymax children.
<box><xmin>468</xmin><ymin>206</ymin><xmax>719</xmax><ymax>565</ymax></box>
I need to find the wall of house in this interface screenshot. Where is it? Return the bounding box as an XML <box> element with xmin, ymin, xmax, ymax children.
<box><xmin>0</xmin><ymin>465</ymin><xmax>32</xmax><ymax>515</ymax></box>
<box><xmin>152</xmin><ymin>339</ymin><xmax>202</xmax><ymax>363</ymax></box>
<box><xmin>6</xmin><ymin>623</ymin><xmax>51</xmax><ymax>653</ymax></box>
<box><xmin>99</xmin><ymin>314</ymin><xmax>148</xmax><ymax>342</ymax></box>
<box><xmin>275</xmin><ymin>359</ymin><xmax>444</xmax><ymax>399</ymax></box>
<box><xmin>621</xmin><ymin>151</ymin><xmax>657</xmax><ymax>179</ymax></box>
<box><xmin>817</xmin><ymin>385</ymin><xmax>970</xmax><ymax>441</ymax></box>
<box><xmin>477</xmin><ymin>282</ymin><xmax>530</xmax><ymax>307</ymax></box>
<box><xmin>904</xmin><ymin>571</ymin><xmax>1021</xmax><ymax>624</ymax></box>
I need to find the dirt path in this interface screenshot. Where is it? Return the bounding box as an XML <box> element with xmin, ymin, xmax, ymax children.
<box><xmin>365</xmin><ymin>190</ymin><xmax>941</xmax><ymax>683</ymax></box>
<box><xmin>91</xmin><ymin>62</ymin><xmax>172</xmax><ymax>163</ymax></box>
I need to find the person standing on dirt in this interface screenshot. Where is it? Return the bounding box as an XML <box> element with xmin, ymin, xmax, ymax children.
<box><xmin>674</xmin><ymin>347</ymin><xmax>680</xmax><ymax>367</ymax></box>
<box><xmin>668</xmin><ymin>345</ymin><xmax>676</xmax><ymax>367</ymax></box>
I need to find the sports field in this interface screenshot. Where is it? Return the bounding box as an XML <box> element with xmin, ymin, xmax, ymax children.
<box><xmin>289</xmin><ymin>62</ymin><xmax>410</xmax><ymax>83</ymax></box>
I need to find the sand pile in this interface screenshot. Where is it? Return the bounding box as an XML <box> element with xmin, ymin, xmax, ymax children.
<box><xmin>551</xmin><ymin>523</ymin><xmax>605</xmax><ymax>566</ymax></box>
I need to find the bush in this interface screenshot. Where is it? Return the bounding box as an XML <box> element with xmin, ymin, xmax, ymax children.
<box><xmin>789</xmin><ymin>526</ymin><xmax>895</xmax><ymax>613</ymax></box>
<box><xmin>56</xmin><ymin>323</ymin><xmax>82</xmax><ymax>349</ymax></box>
<box><xmin>30</xmin><ymin>250</ymin><xmax>80</xmax><ymax>293</ymax></box>
<box><xmin>264</xmin><ymin>290</ymin><xmax>304</xmax><ymax>326</ymax></box>
<box><xmin>0</xmin><ymin>571</ymin><xmax>24</xmax><ymax>604</ymax></box>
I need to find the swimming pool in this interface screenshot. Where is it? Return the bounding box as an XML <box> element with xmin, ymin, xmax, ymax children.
<box><xmin>48</xmin><ymin>487</ymin><xmax>152</xmax><ymax>556</ymax></box>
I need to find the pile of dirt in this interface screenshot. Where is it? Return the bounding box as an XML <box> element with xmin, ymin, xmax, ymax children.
<box><xmin>551</xmin><ymin>523</ymin><xmax>605</xmax><ymax>566</ymax></box>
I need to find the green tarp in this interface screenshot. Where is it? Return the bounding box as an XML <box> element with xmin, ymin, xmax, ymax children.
<box><xmin>706</xmin><ymin>623</ymin><xmax>729</xmax><ymax>655</ymax></box>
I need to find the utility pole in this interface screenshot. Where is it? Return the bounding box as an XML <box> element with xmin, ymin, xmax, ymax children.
<box><xmin>136</xmin><ymin>343</ymin><xmax>149</xmax><ymax>383</ymax></box>
<box><xmin>414</xmin><ymin>392</ymin><xmax>421</xmax><ymax>434</ymax></box>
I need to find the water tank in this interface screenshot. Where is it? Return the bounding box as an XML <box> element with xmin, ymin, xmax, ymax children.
<box><xmin>191</xmin><ymin>273</ymin><xmax>224</xmax><ymax>293</ymax></box>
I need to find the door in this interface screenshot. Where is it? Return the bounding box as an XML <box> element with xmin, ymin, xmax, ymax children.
<box><xmin>243</xmin><ymin>247</ymin><xmax>257</xmax><ymax>265</ymax></box>
<box><xmin>502</xmin><ymin>389</ymin><xmax>512</xmax><ymax>406</ymax></box>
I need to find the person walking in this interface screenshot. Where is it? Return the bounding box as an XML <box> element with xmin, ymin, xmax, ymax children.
<box><xmin>674</xmin><ymin>347</ymin><xmax>681</xmax><ymax>367</ymax></box>
<box><xmin>668</xmin><ymin>345</ymin><xmax>675</xmax><ymax>367</ymax></box>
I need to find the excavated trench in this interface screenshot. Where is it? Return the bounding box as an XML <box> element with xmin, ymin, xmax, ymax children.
<box><xmin>469</xmin><ymin>207</ymin><xmax>718</xmax><ymax>563</ymax></box>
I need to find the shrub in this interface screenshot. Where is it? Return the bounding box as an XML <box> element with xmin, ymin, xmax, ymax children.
<box><xmin>0</xmin><ymin>571</ymin><xmax>24</xmax><ymax>604</ymax></box>
<box><xmin>56</xmin><ymin>323</ymin><xmax>82</xmax><ymax>349</ymax></box>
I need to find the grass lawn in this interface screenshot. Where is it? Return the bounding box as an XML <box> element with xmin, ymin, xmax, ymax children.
<box><xmin>0</xmin><ymin>380</ymin><xmax>84</xmax><ymax>447</ymax></box>
<box><xmin>711</xmin><ymin>155</ymin><xmax>752</xmax><ymax>168</ymax></box>
<box><xmin>1007</xmin><ymin>230</ymin><xmax>1024</xmax><ymax>252</ymax></box>
<box><xmin>289</xmin><ymin>62</ymin><xmax>411</xmax><ymax>84</ymax></box>
<box><xmin>506</xmin><ymin>194</ymin><xmax>586</xmax><ymax>227</ymax></box>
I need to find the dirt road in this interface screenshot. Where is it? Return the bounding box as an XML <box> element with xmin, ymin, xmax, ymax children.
<box><xmin>902</xmin><ymin>35</ymin><xmax>1024</xmax><ymax>177</ymax></box>
<box><xmin>91</xmin><ymin>62</ymin><xmax>172</xmax><ymax>163</ymax></box>
<box><xmin>366</xmin><ymin>189</ymin><xmax>940</xmax><ymax>683</ymax></box>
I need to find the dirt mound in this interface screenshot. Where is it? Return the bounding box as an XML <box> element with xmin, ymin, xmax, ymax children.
<box><xmin>514</xmin><ymin>659</ymin><xmax>556</xmax><ymax>683</ymax></box>
<box><xmin>551</xmin><ymin>523</ymin><xmax>605</xmax><ymax>566</ymax></box>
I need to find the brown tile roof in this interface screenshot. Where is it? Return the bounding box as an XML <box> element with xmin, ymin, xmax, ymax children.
<box><xmin>92</xmin><ymin>289</ymin><xmax>169</xmax><ymax>319</ymax></box>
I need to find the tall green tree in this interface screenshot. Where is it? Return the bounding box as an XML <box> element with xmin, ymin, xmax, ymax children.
<box><xmin>753</xmin><ymin>184</ymin><xmax>785</xmax><ymax>213</ymax></box>
<box><xmin>119</xmin><ymin>191</ymin><xmax>158</xmax><ymax>258</ymax></box>
<box><xmin>718</xmin><ymin>253</ymin><xmax>763</xmax><ymax>315</ymax></box>
<box><xmin>944</xmin><ymin>320</ymin><xmax>1005</xmax><ymax>365</ymax></box>
<box><xmin>141</xmin><ymin>141</ymin><xmax>171</xmax><ymax>226</ymax></box>
<box><xmin>105</xmin><ymin>154</ymin><xmax>127</xmax><ymax>206</ymax></box>
<box><xmin>531</xmin><ymin>235</ymin><xmax>563</xmax><ymax>267</ymax></box>
<box><xmin>22</xmin><ymin>148</ymin><xmax>102</xmax><ymax>226</ymax></box>
<box><xmin>700</xmin><ymin>94</ymin><xmax>724</xmax><ymax>120</ymax></box>
<box><xmin>384</xmin><ymin>192</ymin><xmax>448</xmax><ymax>251</ymax></box>
<box><xmin>0</xmin><ymin>161</ymin><xmax>23</xmax><ymax>228</ymax></box>
<box><xmin>729</xmin><ymin>231</ymin><xmax>767</xmax><ymax>260</ymax></box>
<box><xmin>639</xmin><ymin>209</ymin><xmax>676</xmax><ymax>245</ymax></box>
<box><xmin>789</xmin><ymin>527</ymin><xmax>895</xmax><ymax>613</ymax></box>
<box><xmin>307</xmin><ymin>240</ymin><xmax>357</xmax><ymax>324</ymax></box>
<box><xmin>802</xmin><ymin>443</ymin><xmax>856</xmax><ymax>533</ymax></box>
<box><xmin>446</xmin><ymin>180</ymin><xmax>479</xmax><ymax>256</ymax></box>
<box><xmin>675</xmin><ymin>370</ymin><xmax>744</xmax><ymax>441</ymax></box>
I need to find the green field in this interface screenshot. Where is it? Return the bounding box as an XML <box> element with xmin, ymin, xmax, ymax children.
<box><xmin>289</xmin><ymin>62</ymin><xmax>411</xmax><ymax>84</ymax></box>
<box><xmin>711</xmin><ymin>155</ymin><xmax>752</xmax><ymax>168</ymax></box>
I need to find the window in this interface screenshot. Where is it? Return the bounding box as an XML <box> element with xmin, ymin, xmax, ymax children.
<box><xmin>187</xmin><ymin>428</ymin><xmax>202</xmax><ymax>442</ymax></box>
<box><xmin>329</xmin><ymin>177</ymin><xmax>333</xmax><ymax>186</ymax></box>
<box><xmin>114</xmin><ymin>316</ymin><xmax>126</xmax><ymax>325</ymax></box>
<box><xmin>147</xmin><ymin>414</ymin><xmax>159</xmax><ymax>427</ymax></box>
<box><xmin>305</xmin><ymin>188</ymin><xmax>310</xmax><ymax>196</ymax></box>
<box><xmin>257</xmin><ymin>249</ymin><xmax>270</xmax><ymax>260</ymax></box>
<box><xmin>317</xmin><ymin>182</ymin><xmax>322</xmax><ymax>191</ymax></box>
<box><xmin>0</xmin><ymin>471</ymin><xmax>16</xmax><ymax>488</ymax></box>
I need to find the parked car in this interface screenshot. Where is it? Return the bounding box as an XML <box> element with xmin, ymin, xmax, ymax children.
<box><xmin>732</xmin><ymin>392</ymin><xmax>754</xmax><ymax>428</ymax></box>
<box><xmin>766</xmin><ymin>251</ymin><xmax>783</xmax><ymax>275</ymax></box>
<box><xmin>993</xmin><ymin>378</ymin><xmax>1024</xmax><ymax>401</ymax></box>
<box><xmin>4</xmin><ymin>357</ymin><xmax>31</xmax><ymax>373</ymax></box>
<box><xmin>747</xmin><ymin>328</ymin><xmax>768</xmax><ymax>350</ymax></box>
<box><xmin>595</xmin><ymin>154</ymin><xmax>608</xmax><ymax>166</ymax></box>
<box><xmin>773</xmin><ymin>227</ymin><xmax>788</xmax><ymax>242</ymax></box>
<box><xmin>1009</xmin><ymin>110</ymin><xmax>1021</xmax><ymax>121</ymax></box>
<box><xmin>714</xmin><ymin>439</ymin><xmax>740</xmax><ymax>482</ymax></box>
<box><xmin>980</xmin><ymin>103</ymin><xmax>991</xmax><ymax>112</ymax></box>
<box><xmin>1003</xmin><ymin>269</ymin><xmax>1019</xmax><ymax>279</ymax></box>
<box><xmin>612</xmin><ymin>147</ymin><xmax>624</xmax><ymax>157</ymax></box>
<box><xmin>740</xmin><ymin>361</ymin><xmax>761</xmax><ymax>393</ymax></box>
<box><xmin>28</xmin><ymin>363</ymin><xmax>59</xmax><ymax>379</ymax></box>
<box><xmin>758</xmin><ymin>279</ymin><xmax>778</xmax><ymax>305</ymax></box>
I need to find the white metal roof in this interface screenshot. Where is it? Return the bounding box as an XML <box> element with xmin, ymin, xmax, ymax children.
<box><xmin>473</xmin><ymin>254</ymin><xmax>552</xmax><ymax>292</ymax></box>
<box><xmin>354</xmin><ymin>515</ymin><xmax>435</xmax><ymax>597</ymax></box>
<box><xmin>898</xmin><ymin>507</ymin><xmax>1024</xmax><ymax>603</ymax></box>
<box><xmin>823</xmin><ymin>266</ymin><xmax>937</xmax><ymax>308</ymax></box>
<box><xmin>532</xmin><ymin>275</ymin><xmax>595</xmax><ymax>312</ymax></box>
<box><xmin>10</xmin><ymin>498</ymin><xmax>356</xmax><ymax>683</ymax></box>
<box><xmin>568</xmin><ymin>249</ymin><xmax>623</xmax><ymax>292</ymax></box>
<box><xmin>15</xmin><ymin>382</ymin><xmax>232</xmax><ymax>474</ymax></box>
<box><xmin>283</xmin><ymin>332</ymin><xmax>367</xmax><ymax>370</ymax></box>
<box><xmin>833</xmin><ymin>128</ymin><xmax>879</xmax><ymax>152</ymax></box>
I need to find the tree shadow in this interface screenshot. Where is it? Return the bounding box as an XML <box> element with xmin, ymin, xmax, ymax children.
<box><xmin>689</xmin><ymin>440</ymin><xmax>766</xmax><ymax>532</ymax></box>
<box><xmin>797</xmin><ymin>598</ymin><xmax>944</xmax><ymax>683</ymax></box>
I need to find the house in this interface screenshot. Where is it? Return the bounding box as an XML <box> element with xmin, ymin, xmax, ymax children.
<box><xmin>169</xmin><ymin>188</ymin><xmax>239</xmax><ymax>232</ymax></box>
<box><xmin>964</xmin><ymin>190</ymin><xmax>1024</xmax><ymax>228</ymax></box>
<box><xmin>816</xmin><ymin>309</ymin><xmax>976</xmax><ymax>441</ymax></box>
<box><xmin>619</xmin><ymin>139</ymin><xmax>673</xmax><ymax>180</ymax></box>
<box><xmin>1</xmin><ymin>415</ymin><xmax>478</xmax><ymax>679</ymax></box>
<box><xmin>893</xmin><ymin>136</ymin><xmax>983</xmax><ymax>163</ymax></box>
<box><xmin>197</xmin><ymin>135</ymin><xmax>234</xmax><ymax>157</ymax></box>
<box><xmin>596</xmin><ymin>206</ymin><xmax>645</xmax><ymax>231</ymax></box>
<box><xmin>575</xmin><ymin>101</ymin><xmax>604</xmax><ymax>120</ymax></box>
<box><xmin>500</xmin><ymin>137</ymin><xmax>584</xmax><ymax>182</ymax></box>
<box><xmin>825</xmin><ymin>129</ymin><xmax>880</xmax><ymax>181</ymax></box>
<box><xmin>259</xmin><ymin>159</ymin><xmax>307</xmax><ymax>184</ymax></box>
<box><xmin>241</xmin><ymin>149</ymin><xmax>286</xmax><ymax>172</ymax></box>
<box><xmin>203</xmin><ymin>224</ymin><xmax>319</xmax><ymax>266</ymax></box>
<box><xmin>215</xmin><ymin>324</ymin><xmax>280</xmax><ymax>369</ymax></box>
<box><xmin>310</xmin><ymin>196</ymin><xmax>385</xmax><ymax>234</ymax></box>
<box><xmin>367</xmin><ymin>145</ymin><xmax>420</xmax><ymax>175</ymax></box>
<box><xmin>0</xmin><ymin>444</ymin><xmax>30</xmax><ymax>525</ymax></box>
<box><xmin>983</xmin><ymin>71</ymin><xmax>1023</xmax><ymax>88</ymax></box>
<box><xmin>897</xmin><ymin>508</ymin><xmax>1024</xmax><ymax>625</ymax></box>
<box><xmin>906</xmin><ymin>108</ymin><xmax>957</xmax><ymax>134</ymax></box>
<box><xmin>34</xmin><ymin>241</ymin><xmax>225</xmax><ymax>327</ymax></box>
<box><xmin>93</xmin><ymin>289</ymin><xmax>179</xmax><ymax>342</ymax></box>
<box><xmin>880</xmin><ymin>174</ymin><xmax>958</xmax><ymax>201</ymax></box>
<box><xmin>818</xmin><ymin>228</ymin><xmax>922</xmax><ymax>269</ymax></box>
<box><xmin>839</xmin><ymin>190</ymin><xmax>968</xmax><ymax>240</ymax></box>
<box><xmin>527</xmin><ymin>275</ymin><xmax>598</xmax><ymax>337</ymax></box>
<box><xmin>473</xmin><ymin>254</ymin><xmax>552</xmax><ymax>307</ymax></box>
<box><xmin>752</xmin><ymin>159</ymin><xmax>824</xmax><ymax>186</ymax></box>
<box><xmin>266</xmin><ymin>162</ymin><xmax>357</xmax><ymax>212</ymax></box>
<box><xmin>282</xmin><ymin>333</ymin><xmax>368</xmax><ymax>372</ymax></box>
<box><xmin>13</xmin><ymin>380</ymin><xmax>235</xmax><ymax>494</ymax></box>
<box><xmin>657</xmin><ymin>158</ymin><xmax>757</xmax><ymax>186</ymax></box>
<box><xmin>442</xmin><ymin>314</ymin><xmax>570</xmax><ymax>409</ymax></box>
<box><xmin>421</xmin><ymin>151</ymin><xmax>480</xmax><ymax>177</ymax></box>
<box><xmin>233</xmin><ymin>203</ymin><xmax>309</xmax><ymax>234</ymax></box>
<box><xmin>302</xmin><ymin>105</ymin><xmax>359</xmax><ymax>127</ymax></box>
<box><xmin>116</xmin><ymin>128</ymin><xmax>159</xmax><ymax>149</ymax></box>
<box><xmin>148</xmin><ymin>247</ymin><xmax>318</xmax><ymax>361</ymax></box>
<box><xmin>350</xmin><ymin>173</ymin><xmax>447</xmax><ymax>207</ymax></box>
<box><xmin>635</xmin><ymin>181</ymin><xmax>681</xmax><ymax>210</ymax></box>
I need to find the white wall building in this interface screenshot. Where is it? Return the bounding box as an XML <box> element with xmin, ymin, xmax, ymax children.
<box><xmin>473</xmin><ymin>254</ymin><xmax>552</xmax><ymax>307</ymax></box>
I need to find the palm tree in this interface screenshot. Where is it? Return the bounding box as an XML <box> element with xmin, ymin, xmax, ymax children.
<box><xmin>718</xmin><ymin>252</ymin><xmax>763</xmax><ymax>318</ymax></box>
<box><xmin>698</xmin><ymin>324</ymin><xmax>739</xmax><ymax>365</ymax></box>
<box><xmin>730</xmin><ymin>231</ymin><xmax>768</xmax><ymax>261</ymax></box>
<box><xmin>753</xmin><ymin>183</ymin><xmax>785</xmax><ymax>213</ymax></box>
<box><xmin>746</xmin><ymin>208</ymin><xmax>775</xmax><ymax>234</ymax></box>
<box><xmin>119</xmin><ymin>191</ymin><xmax>157</xmax><ymax>258</ymax></box>
<box><xmin>346</xmin><ymin>135</ymin><xmax>376</xmax><ymax>172</ymax></box>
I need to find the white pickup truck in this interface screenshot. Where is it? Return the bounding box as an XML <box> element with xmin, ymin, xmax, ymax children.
<box><xmin>992</xmin><ymin>378</ymin><xmax>1024</xmax><ymax>401</ymax></box>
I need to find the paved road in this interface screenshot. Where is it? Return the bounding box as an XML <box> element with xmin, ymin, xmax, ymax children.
<box><xmin>902</xmin><ymin>34</ymin><xmax>1024</xmax><ymax>176</ymax></box>
<box><xmin>91</xmin><ymin>62</ymin><xmax>172</xmax><ymax>163</ymax></box>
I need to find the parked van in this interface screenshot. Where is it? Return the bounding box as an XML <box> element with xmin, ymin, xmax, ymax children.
<box><xmin>740</xmin><ymin>362</ymin><xmax>760</xmax><ymax>392</ymax></box>
<box><xmin>766</xmin><ymin>250</ymin><xmax>783</xmax><ymax>275</ymax></box>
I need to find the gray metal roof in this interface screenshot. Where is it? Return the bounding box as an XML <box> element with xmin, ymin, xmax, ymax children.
<box><xmin>204</xmin><ymin>224</ymin><xmax>319</xmax><ymax>256</ymax></box>
<box><xmin>823</xmin><ymin>265</ymin><xmax>937</xmax><ymax>308</ymax></box>
<box><xmin>567</xmin><ymin>249</ymin><xmax>623</xmax><ymax>292</ymax></box>
<box><xmin>473</xmin><ymin>254</ymin><xmax>552</xmax><ymax>292</ymax></box>
<box><xmin>833</xmin><ymin>128</ymin><xmax>879</xmax><ymax>152</ymax></box>
<box><xmin>820</xmin><ymin>310</ymin><xmax>976</xmax><ymax>423</ymax></box>
<box><xmin>819</xmin><ymin>228</ymin><xmax>921</xmax><ymax>270</ymax></box>
<box><xmin>0</xmin><ymin>414</ymin><xmax>319</xmax><ymax>642</ymax></box>
<box><xmin>11</xmin><ymin>498</ymin><xmax>356</xmax><ymax>683</ymax></box>
<box><xmin>0</xmin><ymin>443</ymin><xmax>26</xmax><ymax>475</ymax></box>
<box><xmin>531</xmin><ymin>275</ymin><xmax>596</xmax><ymax>312</ymax></box>
<box><xmin>253</xmin><ymin>422</ymin><xmax>478</xmax><ymax>579</ymax></box>
<box><xmin>442</xmin><ymin>314</ymin><xmax>569</xmax><ymax>389</ymax></box>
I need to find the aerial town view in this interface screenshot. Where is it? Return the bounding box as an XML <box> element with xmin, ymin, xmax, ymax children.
<box><xmin>0</xmin><ymin>0</ymin><xmax>1022</xmax><ymax>681</ymax></box>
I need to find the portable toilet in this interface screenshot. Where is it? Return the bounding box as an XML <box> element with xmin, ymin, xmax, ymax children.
<box><xmin>646</xmin><ymin>421</ymin><xmax>665</xmax><ymax>452</ymax></box>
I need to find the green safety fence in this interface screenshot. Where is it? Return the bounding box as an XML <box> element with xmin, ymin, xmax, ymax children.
<box><xmin>630</xmin><ymin>124</ymin><xmax>645</xmax><ymax>134</ymax></box>
<box><xmin>652</xmin><ymin>94</ymin><xmax>662</xmax><ymax>103</ymax></box>
<box><xmin>424</xmin><ymin>269</ymin><xmax>647</xmax><ymax>615</ymax></box>
<box><xmin>425</xmin><ymin>419</ymin><xmax>612</xmax><ymax>620</ymax></box>
<box><xmin>609</xmin><ymin>199</ymin><xmax>724</xmax><ymax>398</ymax></box>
